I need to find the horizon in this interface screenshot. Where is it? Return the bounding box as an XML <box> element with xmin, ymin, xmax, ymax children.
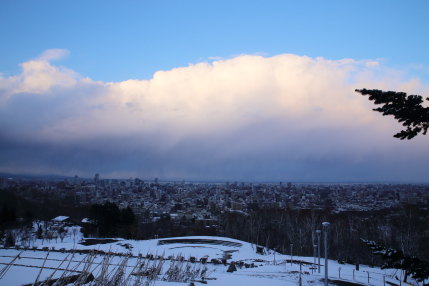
<box><xmin>2</xmin><ymin>171</ymin><xmax>429</xmax><ymax>185</ymax></box>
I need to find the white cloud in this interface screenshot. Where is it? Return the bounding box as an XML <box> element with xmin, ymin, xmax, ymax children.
<box><xmin>38</xmin><ymin>49</ymin><xmax>70</xmax><ymax>61</ymax></box>
<box><xmin>0</xmin><ymin>51</ymin><xmax>428</xmax><ymax>180</ymax></box>
<box><xmin>0</xmin><ymin>49</ymin><xmax>78</xmax><ymax>101</ymax></box>
<box><xmin>1</xmin><ymin>51</ymin><xmax>425</xmax><ymax>141</ymax></box>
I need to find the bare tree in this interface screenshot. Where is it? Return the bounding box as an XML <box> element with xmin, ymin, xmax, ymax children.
<box><xmin>72</xmin><ymin>227</ymin><xmax>79</xmax><ymax>246</ymax></box>
<box><xmin>58</xmin><ymin>227</ymin><xmax>67</xmax><ymax>242</ymax></box>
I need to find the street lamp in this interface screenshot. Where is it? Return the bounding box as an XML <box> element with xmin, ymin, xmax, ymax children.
<box><xmin>316</xmin><ymin>229</ymin><xmax>321</xmax><ymax>273</ymax></box>
<box><xmin>322</xmin><ymin>222</ymin><xmax>330</xmax><ymax>286</ymax></box>
<box><xmin>313</xmin><ymin>244</ymin><xmax>317</xmax><ymax>270</ymax></box>
<box><xmin>290</xmin><ymin>243</ymin><xmax>294</xmax><ymax>266</ymax></box>
<box><xmin>273</xmin><ymin>248</ymin><xmax>276</xmax><ymax>265</ymax></box>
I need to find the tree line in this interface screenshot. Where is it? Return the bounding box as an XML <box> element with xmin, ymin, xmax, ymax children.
<box><xmin>1</xmin><ymin>186</ymin><xmax>428</xmax><ymax>271</ymax></box>
<box><xmin>218</xmin><ymin>206</ymin><xmax>429</xmax><ymax>266</ymax></box>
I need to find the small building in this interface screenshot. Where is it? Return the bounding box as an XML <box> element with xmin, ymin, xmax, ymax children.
<box><xmin>81</xmin><ymin>218</ymin><xmax>94</xmax><ymax>224</ymax></box>
<box><xmin>51</xmin><ymin>216</ymin><xmax>71</xmax><ymax>226</ymax></box>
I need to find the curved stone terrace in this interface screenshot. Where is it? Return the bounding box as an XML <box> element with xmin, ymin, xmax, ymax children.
<box><xmin>157</xmin><ymin>238</ymin><xmax>242</xmax><ymax>247</ymax></box>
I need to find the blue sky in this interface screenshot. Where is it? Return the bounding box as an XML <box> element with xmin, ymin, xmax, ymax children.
<box><xmin>2</xmin><ymin>1</ymin><xmax>428</xmax><ymax>82</ymax></box>
<box><xmin>1</xmin><ymin>1</ymin><xmax>429</xmax><ymax>182</ymax></box>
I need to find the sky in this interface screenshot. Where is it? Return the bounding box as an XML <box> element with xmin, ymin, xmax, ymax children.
<box><xmin>1</xmin><ymin>0</ymin><xmax>429</xmax><ymax>182</ymax></box>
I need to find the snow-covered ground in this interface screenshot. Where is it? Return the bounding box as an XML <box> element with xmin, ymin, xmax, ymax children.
<box><xmin>0</xmin><ymin>233</ymin><xmax>417</xmax><ymax>285</ymax></box>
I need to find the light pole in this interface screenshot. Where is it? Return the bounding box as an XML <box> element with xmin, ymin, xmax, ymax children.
<box><xmin>316</xmin><ymin>229</ymin><xmax>321</xmax><ymax>273</ymax></box>
<box><xmin>290</xmin><ymin>243</ymin><xmax>293</xmax><ymax>266</ymax></box>
<box><xmin>322</xmin><ymin>222</ymin><xmax>330</xmax><ymax>286</ymax></box>
<box><xmin>273</xmin><ymin>248</ymin><xmax>276</xmax><ymax>265</ymax></box>
<box><xmin>313</xmin><ymin>244</ymin><xmax>317</xmax><ymax>272</ymax></box>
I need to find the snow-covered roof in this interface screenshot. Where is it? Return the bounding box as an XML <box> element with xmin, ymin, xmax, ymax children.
<box><xmin>81</xmin><ymin>218</ymin><xmax>92</xmax><ymax>223</ymax></box>
<box><xmin>52</xmin><ymin>216</ymin><xmax>70</xmax><ymax>222</ymax></box>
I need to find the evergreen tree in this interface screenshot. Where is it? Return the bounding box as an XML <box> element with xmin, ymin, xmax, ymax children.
<box><xmin>361</xmin><ymin>239</ymin><xmax>429</xmax><ymax>283</ymax></box>
<box><xmin>0</xmin><ymin>204</ymin><xmax>16</xmax><ymax>229</ymax></box>
<box><xmin>5</xmin><ymin>231</ymin><xmax>15</xmax><ymax>247</ymax></box>
<box><xmin>356</xmin><ymin>89</ymin><xmax>429</xmax><ymax>139</ymax></box>
<box><xmin>89</xmin><ymin>202</ymin><xmax>136</xmax><ymax>237</ymax></box>
<box><xmin>121</xmin><ymin>207</ymin><xmax>135</xmax><ymax>224</ymax></box>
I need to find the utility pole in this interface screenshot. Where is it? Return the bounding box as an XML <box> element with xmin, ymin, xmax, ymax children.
<box><xmin>322</xmin><ymin>222</ymin><xmax>330</xmax><ymax>286</ymax></box>
<box><xmin>290</xmin><ymin>243</ymin><xmax>294</xmax><ymax>266</ymax></box>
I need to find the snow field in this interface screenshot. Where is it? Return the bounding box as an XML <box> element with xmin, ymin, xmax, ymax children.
<box><xmin>0</xmin><ymin>235</ymin><xmax>418</xmax><ymax>285</ymax></box>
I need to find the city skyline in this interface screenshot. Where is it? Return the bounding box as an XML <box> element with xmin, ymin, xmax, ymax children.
<box><xmin>1</xmin><ymin>1</ymin><xmax>429</xmax><ymax>182</ymax></box>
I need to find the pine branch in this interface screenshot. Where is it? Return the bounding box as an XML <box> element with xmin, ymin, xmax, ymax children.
<box><xmin>356</xmin><ymin>89</ymin><xmax>429</xmax><ymax>139</ymax></box>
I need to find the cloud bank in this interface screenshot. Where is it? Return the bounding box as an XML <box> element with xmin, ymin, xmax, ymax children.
<box><xmin>0</xmin><ymin>50</ymin><xmax>428</xmax><ymax>181</ymax></box>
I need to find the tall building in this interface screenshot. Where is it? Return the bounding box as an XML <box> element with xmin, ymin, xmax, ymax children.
<box><xmin>94</xmin><ymin>173</ymin><xmax>100</xmax><ymax>187</ymax></box>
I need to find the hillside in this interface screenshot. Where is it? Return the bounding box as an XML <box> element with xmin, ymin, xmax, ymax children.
<box><xmin>0</xmin><ymin>232</ymin><xmax>410</xmax><ymax>286</ymax></box>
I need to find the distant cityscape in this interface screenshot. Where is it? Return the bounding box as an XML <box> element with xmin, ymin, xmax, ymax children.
<box><xmin>2</xmin><ymin>174</ymin><xmax>428</xmax><ymax>224</ymax></box>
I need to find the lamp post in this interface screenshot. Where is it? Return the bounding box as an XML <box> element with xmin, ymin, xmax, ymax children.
<box><xmin>313</xmin><ymin>244</ymin><xmax>317</xmax><ymax>270</ymax></box>
<box><xmin>316</xmin><ymin>229</ymin><xmax>321</xmax><ymax>273</ymax></box>
<box><xmin>290</xmin><ymin>243</ymin><xmax>293</xmax><ymax>266</ymax></box>
<box><xmin>322</xmin><ymin>222</ymin><xmax>330</xmax><ymax>286</ymax></box>
<box><xmin>273</xmin><ymin>248</ymin><xmax>276</xmax><ymax>265</ymax></box>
